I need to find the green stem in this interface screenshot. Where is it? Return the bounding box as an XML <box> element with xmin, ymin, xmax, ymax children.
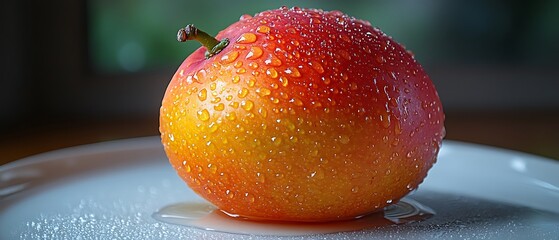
<box><xmin>177</xmin><ymin>24</ymin><xmax>230</xmax><ymax>59</ymax></box>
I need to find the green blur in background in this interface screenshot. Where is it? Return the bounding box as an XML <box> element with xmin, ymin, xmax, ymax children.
<box><xmin>88</xmin><ymin>0</ymin><xmax>559</xmax><ymax>73</ymax></box>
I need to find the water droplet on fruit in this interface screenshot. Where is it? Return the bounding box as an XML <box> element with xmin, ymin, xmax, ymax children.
<box><xmin>271</xmin><ymin>136</ymin><xmax>282</xmax><ymax>146</ymax></box>
<box><xmin>258</xmin><ymin>107</ymin><xmax>267</xmax><ymax>117</ymax></box>
<box><xmin>197</xmin><ymin>109</ymin><xmax>210</xmax><ymax>121</ymax></box>
<box><xmin>213</xmin><ymin>103</ymin><xmax>225</xmax><ymax>111</ymax></box>
<box><xmin>284</xmin><ymin>67</ymin><xmax>301</xmax><ymax>77</ymax></box>
<box><xmin>321</xmin><ymin>77</ymin><xmax>331</xmax><ymax>85</ymax></box>
<box><xmin>289</xmin><ymin>98</ymin><xmax>303</xmax><ymax>106</ymax></box>
<box><xmin>225</xmin><ymin>189</ymin><xmax>234</xmax><ymax>198</ymax></box>
<box><xmin>236</xmin><ymin>33</ymin><xmax>257</xmax><ymax>44</ymax></box>
<box><xmin>340</xmin><ymin>34</ymin><xmax>351</xmax><ymax>43</ymax></box>
<box><xmin>244</xmin><ymin>192</ymin><xmax>256</xmax><ymax>203</ymax></box>
<box><xmin>283</xmin><ymin>119</ymin><xmax>296</xmax><ymax>131</ymax></box>
<box><xmin>349</xmin><ymin>82</ymin><xmax>358</xmax><ymax>90</ymax></box>
<box><xmin>256</xmin><ymin>87</ymin><xmax>271</xmax><ymax>97</ymax></box>
<box><xmin>210</xmin><ymin>97</ymin><xmax>221</xmax><ymax>104</ymax></box>
<box><xmin>376</xmin><ymin>55</ymin><xmax>385</xmax><ymax>64</ymax></box>
<box><xmin>241</xmin><ymin>100</ymin><xmax>254</xmax><ymax>111</ymax></box>
<box><xmin>288</xmin><ymin>135</ymin><xmax>298</xmax><ymax>143</ymax></box>
<box><xmin>256</xmin><ymin>25</ymin><xmax>271</xmax><ymax>34</ymax></box>
<box><xmin>239</xmin><ymin>14</ymin><xmax>252</xmax><ymax>21</ymax></box>
<box><xmin>246</xmin><ymin>46</ymin><xmax>263</xmax><ymax>60</ymax></box>
<box><xmin>264</xmin><ymin>55</ymin><xmax>282</xmax><ymax>66</ymax></box>
<box><xmin>208</xmin><ymin>164</ymin><xmax>218</xmax><ymax>174</ymax></box>
<box><xmin>290</xmin><ymin>40</ymin><xmax>300</xmax><ymax>47</ymax></box>
<box><xmin>311</xmin><ymin>101</ymin><xmax>322</xmax><ymax>108</ymax></box>
<box><xmin>234</xmin><ymin>61</ymin><xmax>243</xmax><ymax>68</ymax></box>
<box><xmin>310</xmin><ymin>17</ymin><xmax>321</xmax><ymax>24</ymax></box>
<box><xmin>351</xmin><ymin>186</ymin><xmax>359</xmax><ymax>193</ymax></box>
<box><xmin>391</xmin><ymin>138</ymin><xmax>400</xmax><ymax>146</ymax></box>
<box><xmin>308</xmin><ymin>148</ymin><xmax>319</xmax><ymax>157</ymax></box>
<box><xmin>229</xmin><ymin>101</ymin><xmax>239</xmax><ymax>109</ymax></box>
<box><xmin>266</xmin><ymin>68</ymin><xmax>279</xmax><ymax>78</ymax></box>
<box><xmin>279</xmin><ymin>76</ymin><xmax>289</xmax><ymax>87</ymax></box>
<box><xmin>309</xmin><ymin>61</ymin><xmax>324</xmax><ymax>74</ymax></box>
<box><xmin>237</xmin><ymin>88</ymin><xmax>249</xmax><ymax>98</ymax></box>
<box><xmin>247</xmin><ymin>62</ymin><xmax>258</xmax><ymax>70</ymax></box>
<box><xmin>406</xmin><ymin>151</ymin><xmax>413</xmax><ymax>158</ymax></box>
<box><xmin>386</xmin><ymin>199</ymin><xmax>393</xmax><ymax>204</ymax></box>
<box><xmin>270</xmin><ymin>83</ymin><xmax>279</xmax><ymax>89</ymax></box>
<box><xmin>246</xmin><ymin>77</ymin><xmax>256</xmax><ymax>87</ymax></box>
<box><xmin>232</xmin><ymin>76</ymin><xmax>241</xmax><ymax>84</ymax></box>
<box><xmin>198</xmin><ymin>89</ymin><xmax>207</xmax><ymax>101</ymax></box>
<box><xmin>236</xmin><ymin>68</ymin><xmax>247</xmax><ymax>74</ymax></box>
<box><xmin>380</xmin><ymin>114</ymin><xmax>391</xmax><ymax>128</ymax></box>
<box><xmin>208</xmin><ymin>122</ymin><xmax>219</xmax><ymax>132</ymax></box>
<box><xmin>256</xmin><ymin>172</ymin><xmax>266</xmax><ymax>183</ymax></box>
<box><xmin>338</xmin><ymin>49</ymin><xmax>351</xmax><ymax>60</ymax></box>
<box><xmin>221</xmin><ymin>51</ymin><xmax>239</xmax><ymax>63</ymax></box>
<box><xmin>394</xmin><ymin>121</ymin><xmax>402</xmax><ymax>135</ymax></box>
<box><xmin>209</xmin><ymin>83</ymin><xmax>217</xmax><ymax>91</ymax></box>
<box><xmin>339</xmin><ymin>135</ymin><xmax>350</xmax><ymax>144</ymax></box>
<box><xmin>225</xmin><ymin>112</ymin><xmax>237</xmax><ymax>121</ymax></box>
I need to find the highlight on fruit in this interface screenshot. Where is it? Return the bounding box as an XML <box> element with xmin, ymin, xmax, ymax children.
<box><xmin>160</xmin><ymin>6</ymin><xmax>445</xmax><ymax>222</ymax></box>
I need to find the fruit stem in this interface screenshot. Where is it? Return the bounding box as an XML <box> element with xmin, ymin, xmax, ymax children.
<box><xmin>177</xmin><ymin>24</ymin><xmax>230</xmax><ymax>59</ymax></box>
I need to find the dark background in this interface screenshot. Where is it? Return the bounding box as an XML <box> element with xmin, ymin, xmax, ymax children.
<box><xmin>1</xmin><ymin>0</ymin><xmax>558</xmax><ymax>165</ymax></box>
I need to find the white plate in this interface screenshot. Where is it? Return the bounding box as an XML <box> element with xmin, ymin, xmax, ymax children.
<box><xmin>1</xmin><ymin>137</ymin><xmax>558</xmax><ymax>239</ymax></box>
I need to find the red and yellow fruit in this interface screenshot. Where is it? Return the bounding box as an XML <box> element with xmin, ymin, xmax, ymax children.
<box><xmin>160</xmin><ymin>7</ymin><xmax>445</xmax><ymax>221</ymax></box>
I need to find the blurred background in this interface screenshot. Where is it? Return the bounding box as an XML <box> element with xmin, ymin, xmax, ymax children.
<box><xmin>1</xmin><ymin>0</ymin><xmax>558</xmax><ymax>165</ymax></box>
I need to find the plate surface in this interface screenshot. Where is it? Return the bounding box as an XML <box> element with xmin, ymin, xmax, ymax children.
<box><xmin>1</xmin><ymin>137</ymin><xmax>558</xmax><ymax>239</ymax></box>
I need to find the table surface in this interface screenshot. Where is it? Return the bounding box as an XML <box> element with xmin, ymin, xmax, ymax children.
<box><xmin>1</xmin><ymin>111</ymin><xmax>558</xmax><ymax>166</ymax></box>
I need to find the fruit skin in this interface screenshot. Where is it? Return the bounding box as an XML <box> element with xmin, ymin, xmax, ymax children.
<box><xmin>160</xmin><ymin>7</ymin><xmax>445</xmax><ymax>222</ymax></box>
